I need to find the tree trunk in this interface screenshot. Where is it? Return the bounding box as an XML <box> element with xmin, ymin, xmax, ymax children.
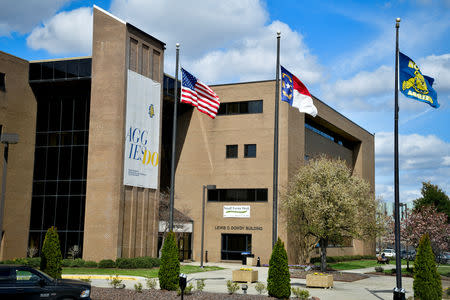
<box><xmin>320</xmin><ymin>238</ymin><xmax>328</xmax><ymax>272</ymax></box>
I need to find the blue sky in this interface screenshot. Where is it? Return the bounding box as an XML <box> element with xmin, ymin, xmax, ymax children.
<box><xmin>1</xmin><ymin>0</ymin><xmax>449</xmax><ymax>203</ymax></box>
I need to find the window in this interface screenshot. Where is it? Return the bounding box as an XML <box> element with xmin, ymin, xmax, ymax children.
<box><xmin>14</xmin><ymin>269</ymin><xmax>40</xmax><ymax>283</ymax></box>
<box><xmin>0</xmin><ymin>73</ymin><xmax>5</xmax><ymax>91</ymax></box>
<box><xmin>244</xmin><ymin>144</ymin><xmax>256</xmax><ymax>158</ymax></box>
<box><xmin>208</xmin><ymin>188</ymin><xmax>268</xmax><ymax>202</ymax></box>
<box><xmin>226</xmin><ymin>145</ymin><xmax>238</xmax><ymax>158</ymax></box>
<box><xmin>217</xmin><ymin>100</ymin><xmax>263</xmax><ymax>116</ymax></box>
<box><xmin>221</xmin><ymin>234</ymin><xmax>251</xmax><ymax>260</ymax></box>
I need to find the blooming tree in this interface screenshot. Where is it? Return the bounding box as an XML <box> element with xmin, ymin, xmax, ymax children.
<box><xmin>282</xmin><ymin>155</ymin><xmax>377</xmax><ymax>271</ymax></box>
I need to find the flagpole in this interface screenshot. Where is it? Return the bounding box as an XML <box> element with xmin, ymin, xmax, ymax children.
<box><xmin>169</xmin><ymin>43</ymin><xmax>180</xmax><ymax>232</ymax></box>
<box><xmin>393</xmin><ymin>18</ymin><xmax>405</xmax><ymax>300</ymax></box>
<box><xmin>272</xmin><ymin>31</ymin><xmax>281</xmax><ymax>248</ymax></box>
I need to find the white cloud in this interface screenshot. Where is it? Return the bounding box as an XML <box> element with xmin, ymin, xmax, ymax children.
<box><xmin>26</xmin><ymin>7</ymin><xmax>93</xmax><ymax>55</ymax></box>
<box><xmin>110</xmin><ymin>0</ymin><xmax>322</xmax><ymax>84</ymax></box>
<box><xmin>0</xmin><ymin>0</ymin><xmax>69</xmax><ymax>36</ymax></box>
<box><xmin>419</xmin><ymin>54</ymin><xmax>450</xmax><ymax>92</ymax></box>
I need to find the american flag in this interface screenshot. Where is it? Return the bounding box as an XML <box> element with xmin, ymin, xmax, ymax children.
<box><xmin>180</xmin><ymin>68</ymin><xmax>220</xmax><ymax>119</ymax></box>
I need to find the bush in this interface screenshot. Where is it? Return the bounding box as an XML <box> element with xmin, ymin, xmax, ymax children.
<box><xmin>108</xmin><ymin>275</ymin><xmax>123</xmax><ymax>288</ymax></box>
<box><xmin>291</xmin><ymin>287</ymin><xmax>310</xmax><ymax>299</ymax></box>
<box><xmin>158</xmin><ymin>232</ymin><xmax>180</xmax><ymax>290</ymax></box>
<box><xmin>177</xmin><ymin>283</ymin><xmax>194</xmax><ymax>295</ymax></box>
<box><xmin>374</xmin><ymin>266</ymin><xmax>384</xmax><ymax>273</ymax></box>
<box><xmin>40</xmin><ymin>227</ymin><xmax>63</xmax><ymax>279</ymax></box>
<box><xmin>9</xmin><ymin>257</ymin><xmax>41</xmax><ymax>268</ymax></box>
<box><xmin>267</xmin><ymin>237</ymin><xmax>291</xmax><ymax>299</ymax></box>
<box><xmin>115</xmin><ymin>258</ymin><xmax>136</xmax><ymax>269</ymax></box>
<box><xmin>255</xmin><ymin>282</ymin><xmax>266</xmax><ymax>295</ymax></box>
<box><xmin>196</xmin><ymin>279</ymin><xmax>205</xmax><ymax>291</ymax></box>
<box><xmin>413</xmin><ymin>233</ymin><xmax>442</xmax><ymax>299</ymax></box>
<box><xmin>99</xmin><ymin>259</ymin><xmax>116</xmax><ymax>268</ymax></box>
<box><xmin>134</xmin><ymin>282</ymin><xmax>143</xmax><ymax>293</ymax></box>
<box><xmin>226</xmin><ymin>280</ymin><xmax>239</xmax><ymax>294</ymax></box>
<box><xmin>146</xmin><ymin>278</ymin><xmax>157</xmax><ymax>289</ymax></box>
<box><xmin>84</xmin><ymin>261</ymin><xmax>98</xmax><ymax>268</ymax></box>
<box><xmin>115</xmin><ymin>257</ymin><xmax>161</xmax><ymax>269</ymax></box>
<box><xmin>310</xmin><ymin>255</ymin><xmax>376</xmax><ymax>264</ymax></box>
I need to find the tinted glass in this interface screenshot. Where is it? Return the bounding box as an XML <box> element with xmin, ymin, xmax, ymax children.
<box><xmin>244</xmin><ymin>144</ymin><xmax>256</xmax><ymax>158</ymax></box>
<box><xmin>54</xmin><ymin>61</ymin><xmax>67</xmax><ymax>79</ymax></box>
<box><xmin>226</xmin><ymin>145</ymin><xmax>238</xmax><ymax>158</ymax></box>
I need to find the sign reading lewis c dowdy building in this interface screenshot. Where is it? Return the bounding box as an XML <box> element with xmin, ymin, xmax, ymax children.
<box><xmin>124</xmin><ymin>70</ymin><xmax>161</xmax><ymax>189</ymax></box>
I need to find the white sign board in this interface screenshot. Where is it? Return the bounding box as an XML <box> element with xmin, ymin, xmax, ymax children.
<box><xmin>158</xmin><ymin>221</ymin><xmax>193</xmax><ymax>233</ymax></box>
<box><xmin>223</xmin><ymin>205</ymin><xmax>250</xmax><ymax>218</ymax></box>
<box><xmin>123</xmin><ymin>70</ymin><xmax>161</xmax><ymax>189</ymax></box>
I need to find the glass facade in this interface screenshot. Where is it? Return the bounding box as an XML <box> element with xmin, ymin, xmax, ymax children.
<box><xmin>28</xmin><ymin>59</ymin><xmax>91</xmax><ymax>258</ymax></box>
<box><xmin>208</xmin><ymin>189</ymin><xmax>268</xmax><ymax>202</ymax></box>
<box><xmin>221</xmin><ymin>234</ymin><xmax>251</xmax><ymax>260</ymax></box>
<box><xmin>217</xmin><ymin>100</ymin><xmax>263</xmax><ymax>116</ymax></box>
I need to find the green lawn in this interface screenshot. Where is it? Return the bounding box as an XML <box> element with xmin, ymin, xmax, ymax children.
<box><xmin>327</xmin><ymin>259</ymin><xmax>412</xmax><ymax>270</ymax></box>
<box><xmin>62</xmin><ymin>265</ymin><xmax>223</xmax><ymax>278</ymax></box>
<box><xmin>438</xmin><ymin>265</ymin><xmax>450</xmax><ymax>277</ymax></box>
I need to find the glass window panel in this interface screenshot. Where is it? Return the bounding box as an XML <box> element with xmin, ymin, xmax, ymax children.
<box><xmin>227</xmin><ymin>103</ymin><xmax>239</xmax><ymax>114</ymax></box>
<box><xmin>226</xmin><ymin>145</ymin><xmax>238</xmax><ymax>158</ymax></box>
<box><xmin>57</xmin><ymin>231</ymin><xmax>66</xmax><ymax>258</ymax></box>
<box><xmin>73</xmin><ymin>100</ymin><xmax>86</xmax><ymax>130</ymax></box>
<box><xmin>45</xmin><ymin>148</ymin><xmax>59</xmax><ymax>180</ymax></box>
<box><xmin>70</xmin><ymin>147</ymin><xmax>84</xmax><ymax>180</ymax></box>
<box><xmin>59</xmin><ymin>132</ymin><xmax>72</xmax><ymax>146</ymax></box>
<box><xmin>43</xmin><ymin>197</ymin><xmax>56</xmax><ymax>230</ymax></box>
<box><xmin>48</xmin><ymin>100</ymin><xmax>61</xmax><ymax>131</ymax></box>
<box><xmin>53</xmin><ymin>61</ymin><xmax>66</xmax><ymax>79</ymax></box>
<box><xmin>217</xmin><ymin>104</ymin><xmax>226</xmax><ymax>115</ymax></box>
<box><xmin>57</xmin><ymin>181</ymin><xmax>70</xmax><ymax>196</ymax></box>
<box><xmin>66</xmin><ymin>232</ymin><xmax>81</xmax><ymax>259</ymax></box>
<box><xmin>66</xmin><ymin>60</ymin><xmax>78</xmax><ymax>78</ymax></box>
<box><xmin>35</xmin><ymin>133</ymin><xmax>47</xmax><ymax>146</ymax></box>
<box><xmin>61</xmin><ymin>100</ymin><xmax>73</xmax><ymax>131</ymax></box>
<box><xmin>32</xmin><ymin>182</ymin><xmax>45</xmax><ymax>196</ymax></box>
<box><xmin>28</xmin><ymin>232</ymin><xmax>42</xmax><ymax>256</ymax></box>
<box><xmin>33</xmin><ymin>148</ymin><xmax>46</xmax><ymax>180</ymax></box>
<box><xmin>42</xmin><ymin>62</ymin><xmax>53</xmax><ymax>80</ymax></box>
<box><xmin>79</xmin><ymin>197</ymin><xmax>85</xmax><ymax>228</ymax></box>
<box><xmin>29</xmin><ymin>197</ymin><xmax>43</xmax><ymax>230</ymax></box>
<box><xmin>58</xmin><ymin>147</ymin><xmax>71</xmax><ymax>180</ymax></box>
<box><xmin>207</xmin><ymin>189</ymin><xmax>218</xmax><ymax>201</ymax></box>
<box><xmin>67</xmin><ymin>197</ymin><xmax>81</xmax><ymax>230</ymax></box>
<box><xmin>244</xmin><ymin>144</ymin><xmax>256</xmax><ymax>158</ymax></box>
<box><xmin>72</xmin><ymin>131</ymin><xmax>84</xmax><ymax>145</ymax></box>
<box><xmin>47</xmin><ymin>133</ymin><xmax>60</xmax><ymax>146</ymax></box>
<box><xmin>256</xmin><ymin>189</ymin><xmax>268</xmax><ymax>201</ymax></box>
<box><xmin>129</xmin><ymin>38</ymin><xmax>138</xmax><ymax>72</ymax></box>
<box><xmin>246</xmin><ymin>189</ymin><xmax>256</xmax><ymax>201</ymax></box>
<box><xmin>78</xmin><ymin>60</ymin><xmax>91</xmax><ymax>77</ymax></box>
<box><xmin>45</xmin><ymin>182</ymin><xmax>57</xmax><ymax>196</ymax></box>
<box><xmin>29</xmin><ymin>63</ymin><xmax>41</xmax><ymax>81</ymax></box>
<box><xmin>239</xmin><ymin>102</ymin><xmax>249</xmax><ymax>114</ymax></box>
<box><xmin>70</xmin><ymin>180</ymin><xmax>83</xmax><ymax>196</ymax></box>
<box><xmin>55</xmin><ymin>197</ymin><xmax>68</xmax><ymax>230</ymax></box>
<box><xmin>248</xmin><ymin>100</ymin><xmax>263</xmax><ymax>113</ymax></box>
<box><xmin>36</xmin><ymin>101</ymin><xmax>49</xmax><ymax>132</ymax></box>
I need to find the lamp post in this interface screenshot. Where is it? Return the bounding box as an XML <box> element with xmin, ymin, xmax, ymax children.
<box><xmin>0</xmin><ymin>132</ymin><xmax>19</xmax><ymax>250</ymax></box>
<box><xmin>201</xmin><ymin>185</ymin><xmax>216</xmax><ymax>268</ymax></box>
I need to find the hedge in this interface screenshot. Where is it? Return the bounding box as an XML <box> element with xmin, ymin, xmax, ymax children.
<box><xmin>310</xmin><ymin>255</ymin><xmax>376</xmax><ymax>264</ymax></box>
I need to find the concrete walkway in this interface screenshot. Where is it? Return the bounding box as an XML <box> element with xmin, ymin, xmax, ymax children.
<box><xmin>65</xmin><ymin>262</ymin><xmax>417</xmax><ymax>299</ymax></box>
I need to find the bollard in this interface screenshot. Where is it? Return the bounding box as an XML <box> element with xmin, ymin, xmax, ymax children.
<box><xmin>256</xmin><ymin>256</ymin><xmax>261</xmax><ymax>267</ymax></box>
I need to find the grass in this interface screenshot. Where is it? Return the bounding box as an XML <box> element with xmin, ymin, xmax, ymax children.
<box><xmin>62</xmin><ymin>265</ymin><xmax>223</xmax><ymax>278</ymax></box>
<box><xmin>438</xmin><ymin>265</ymin><xmax>450</xmax><ymax>277</ymax></box>
<box><xmin>327</xmin><ymin>259</ymin><xmax>412</xmax><ymax>270</ymax></box>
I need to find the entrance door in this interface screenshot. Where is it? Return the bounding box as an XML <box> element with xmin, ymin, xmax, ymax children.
<box><xmin>221</xmin><ymin>234</ymin><xmax>251</xmax><ymax>260</ymax></box>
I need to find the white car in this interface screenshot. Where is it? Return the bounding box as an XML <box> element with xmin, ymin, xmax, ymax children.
<box><xmin>381</xmin><ymin>249</ymin><xmax>396</xmax><ymax>258</ymax></box>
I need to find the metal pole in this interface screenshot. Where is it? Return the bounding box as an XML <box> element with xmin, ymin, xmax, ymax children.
<box><xmin>169</xmin><ymin>44</ymin><xmax>180</xmax><ymax>232</ymax></box>
<box><xmin>0</xmin><ymin>143</ymin><xmax>8</xmax><ymax>247</ymax></box>
<box><xmin>272</xmin><ymin>31</ymin><xmax>281</xmax><ymax>248</ymax></box>
<box><xmin>200</xmin><ymin>185</ymin><xmax>206</xmax><ymax>268</ymax></box>
<box><xmin>393</xmin><ymin>17</ymin><xmax>405</xmax><ymax>300</ymax></box>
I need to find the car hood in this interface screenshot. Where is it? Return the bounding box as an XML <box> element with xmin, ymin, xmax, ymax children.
<box><xmin>57</xmin><ymin>278</ymin><xmax>90</xmax><ymax>288</ymax></box>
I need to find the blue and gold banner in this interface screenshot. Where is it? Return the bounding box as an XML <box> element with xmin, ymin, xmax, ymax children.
<box><xmin>399</xmin><ymin>52</ymin><xmax>438</xmax><ymax>108</ymax></box>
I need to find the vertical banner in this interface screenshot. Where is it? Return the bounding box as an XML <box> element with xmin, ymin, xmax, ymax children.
<box><xmin>124</xmin><ymin>70</ymin><xmax>161</xmax><ymax>189</ymax></box>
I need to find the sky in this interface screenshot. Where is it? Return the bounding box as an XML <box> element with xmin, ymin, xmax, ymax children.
<box><xmin>1</xmin><ymin>0</ymin><xmax>449</xmax><ymax>204</ymax></box>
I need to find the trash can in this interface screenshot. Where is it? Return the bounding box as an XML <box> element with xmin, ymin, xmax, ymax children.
<box><xmin>241</xmin><ymin>252</ymin><xmax>250</xmax><ymax>265</ymax></box>
<box><xmin>246</xmin><ymin>254</ymin><xmax>255</xmax><ymax>266</ymax></box>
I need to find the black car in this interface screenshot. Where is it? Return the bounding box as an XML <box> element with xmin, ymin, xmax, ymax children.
<box><xmin>0</xmin><ymin>265</ymin><xmax>91</xmax><ymax>300</ymax></box>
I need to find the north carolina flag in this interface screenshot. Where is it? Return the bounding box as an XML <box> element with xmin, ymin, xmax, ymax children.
<box><xmin>280</xmin><ymin>66</ymin><xmax>317</xmax><ymax>117</ymax></box>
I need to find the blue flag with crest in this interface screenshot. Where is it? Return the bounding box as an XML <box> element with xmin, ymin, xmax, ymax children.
<box><xmin>399</xmin><ymin>52</ymin><xmax>438</xmax><ymax>108</ymax></box>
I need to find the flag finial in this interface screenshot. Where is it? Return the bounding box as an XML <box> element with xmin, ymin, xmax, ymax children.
<box><xmin>176</xmin><ymin>43</ymin><xmax>180</xmax><ymax>48</ymax></box>
<box><xmin>277</xmin><ymin>31</ymin><xmax>281</xmax><ymax>37</ymax></box>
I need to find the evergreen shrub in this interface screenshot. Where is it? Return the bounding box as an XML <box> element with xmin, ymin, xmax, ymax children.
<box><xmin>158</xmin><ymin>232</ymin><xmax>180</xmax><ymax>290</ymax></box>
<box><xmin>413</xmin><ymin>233</ymin><xmax>442</xmax><ymax>300</ymax></box>
<box><xmin>40</xmin><ymin>226</ymin><xmax>63</xmax><ymax>279</ymax></box>
<box><xmin>84</xmin><ymin>261</ymin><xmax>98</xmax><ymax>268</ymax></box>
<box><xmin>98</xmin><ymin>259</ymin><xmax>115</xmax><ymax>268</ymax></box>
<box><xmin>267</xmin><ymin>237</ymin><xmax>291</xmax><ymax>299</ymax></box>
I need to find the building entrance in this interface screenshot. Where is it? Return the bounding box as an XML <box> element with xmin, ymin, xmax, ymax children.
<box><xmin>221</xmin><ymin>234</ymin><xmax>251</xmax><ymax>260</ymax></box>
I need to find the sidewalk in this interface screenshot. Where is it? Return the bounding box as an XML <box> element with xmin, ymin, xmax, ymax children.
<box><xmin>65</xmin><ymin>262</ymin><xmax>415</xmax><ymax>299</ymax></box>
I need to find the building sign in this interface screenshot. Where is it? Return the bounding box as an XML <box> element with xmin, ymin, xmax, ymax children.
<box><xmin>223</xmin><ymin>205</ymin><xmax>250</xmax><ymax>218</ymax></box>
<box><xmin>124</xmin><ymin>70</ymin><xmax>161</xmax><ymax>189</ymax></box>
<box><xmin>158</xmin><ymin>221</ymin><xmax>192</xmax><ymax>233</ymax></box>
<box><xmin>215</xmin><ymin>225</ymin><xmax>263</xmax><ymax>231</ymax></box>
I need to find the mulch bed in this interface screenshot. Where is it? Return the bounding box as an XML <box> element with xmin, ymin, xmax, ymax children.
<box><xmin>289</xmin><ymin>269</ymin><xmax>369</xmax><ymax>282</ymax></box>
<box><xmin>91</xmin><ymin>287</ymin><xmax>277</xmax><ymax>299</ymax></box>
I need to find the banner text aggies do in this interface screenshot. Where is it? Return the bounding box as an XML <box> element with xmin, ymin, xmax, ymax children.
<box><xmin>125</xmin><ymin>126</ymin><xmax>159</xmax><ymax>167</ymax></box>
